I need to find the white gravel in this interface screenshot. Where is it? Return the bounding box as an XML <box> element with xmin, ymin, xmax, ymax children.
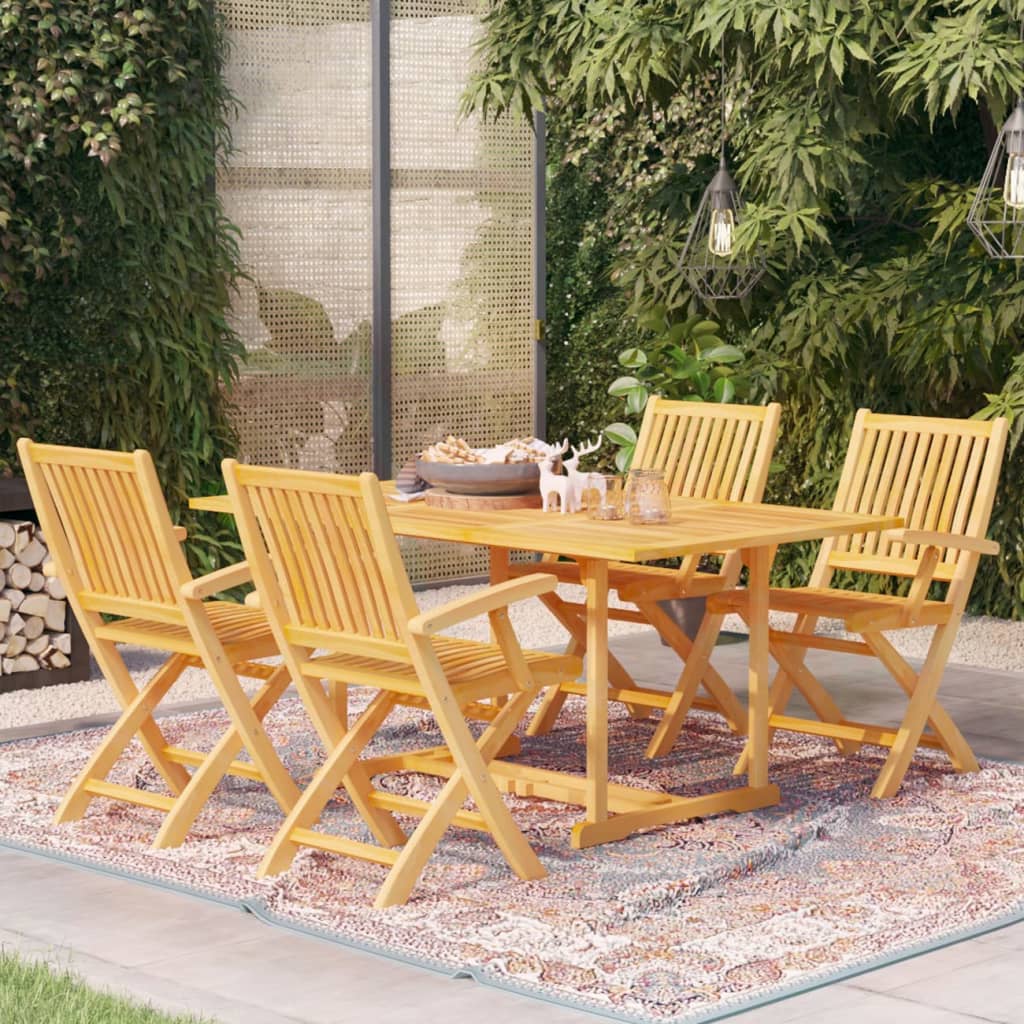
<box><xmin>1</xmin><ymin>583</ymin><xmax>1021</xmax><ymax>732</ymax></box>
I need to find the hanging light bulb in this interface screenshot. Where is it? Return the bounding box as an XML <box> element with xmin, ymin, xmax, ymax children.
<box><xmin>708</xmin><ymin>210</ymin><xmax>735</xmax><ymax>256</ymax></box>
<box><xmin>1002</xmin><ymin>103</ymin><xmax>1024</xmax><ymax>208</ymax></box>
<box><xmin>968</xmin><ymin>98</ymin><xmax>1024</xmax><ymax>259</ymax></box>
<box><xmin>707</xmin><ymin>158</ymin><xmax>738</xmax><ymax>257</ymax></box>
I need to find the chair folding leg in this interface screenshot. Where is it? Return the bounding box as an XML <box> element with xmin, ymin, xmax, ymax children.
<box><xmin>286</xmin><ymin>670</ymin><xmax>408</xmax><ymax>850</ymax></box>
<box><xmin>405</xmin><ymin>635</ymin><xmax>545</xmax><ymax>890</ymax></box>
<box><xmin>259</xmin><ymin>691</ymin><xmax>402</xmax><ymax>879</ymax></box>
<box><xmin>863</xmin><ymin>629</ymin><xmax>978</xmax><ymax>773</ymax></box>
<box><xmin>184</xmin><ymin>604</ymin><xmax>302</xmax><ymax>818</ymax></box>
<box><xmin>872</xmin><ymin>620</ymin><xmax>962</xmax><ymax>799</ymax></box>
<box><xmin>374</xmin><ymin>687</ymin><xmax>537</xmax><ymax>908</ymax></box>
<box><xmin>639</xmin><ymin>600</ymin><xmax>747</xmax><ymax>740</ymax></box>
<box><xmin>153</xmin><ymin>663</ymin><xmax>294</xmax><ymax>848</ymax></box>
<box><xmin>645</xmin><ymin>610</ymin><xmax>727</xmax><ymax>759</ymax></box>
<box><xmin>55</xmin><ymin>651</ymin><xmax>191</xmax><ymax>824</ymax></box>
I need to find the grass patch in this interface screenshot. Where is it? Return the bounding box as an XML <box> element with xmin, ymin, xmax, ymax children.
<box><xmin>0</xmin><ymin>952</ymin><xmax>212</xmax><ymax>1024</ymax></box>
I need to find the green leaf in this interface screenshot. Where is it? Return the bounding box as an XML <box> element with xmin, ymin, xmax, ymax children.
<box><xmin>608</xmin><ymin>375</ymin><xmax>641</xmax><ymax>396</ymax></box>
<box><xmin>625</xmin><ymin>385</ymin><xmax>649</xmax><ymax>415</ymax></box>
<box><xmin>700</xmin><ymin>345</ymin><xmax>745</xmax><ymax>364</ymax></box>
<box><xmin>713</xmin><ymin>376</ymin><xmax>736</xmax><ymax>402</ymax></box>
<box><xmin>618</xmin><ymin>347</ymin><xmax>647</xmax><ymax>368</ymax></box>
<box><xmin>604</xmin><ymin>422</ymin><xmax>637</xmax><ymax>446</ymax></box>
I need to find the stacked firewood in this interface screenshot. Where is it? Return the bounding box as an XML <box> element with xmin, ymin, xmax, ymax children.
<box><xmin>0</xmin><ymin>520</ymin><xmax>71</xmax><ymax>675</ymax></box>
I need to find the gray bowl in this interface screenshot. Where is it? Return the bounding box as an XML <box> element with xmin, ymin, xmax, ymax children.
<box><xmin>415</xmin><ymin>459</ymin><xmax>541</xmax><ymax>496</ymax></box>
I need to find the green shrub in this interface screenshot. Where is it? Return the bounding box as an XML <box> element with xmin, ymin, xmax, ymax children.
<box><xmin>473</xmin><ymin>1</ymin><xmax>1024</xmax><ymax>618</ymax></box>
<box><xmin>0</xmin><ymin>0</ymin><xmax>244</xmax><ymax>571</ymax></box>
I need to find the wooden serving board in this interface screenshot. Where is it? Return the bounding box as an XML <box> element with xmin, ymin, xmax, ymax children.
<box><xmin>424</xmin><ymin>489</ymin><xmax>543</xmax><ymax>511</ymax></box>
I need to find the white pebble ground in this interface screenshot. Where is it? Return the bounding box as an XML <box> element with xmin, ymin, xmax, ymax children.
<box><xmin>1</xmin><ymin>584</ymin><xmax>1021</xmax><ymax>731</ymax></box>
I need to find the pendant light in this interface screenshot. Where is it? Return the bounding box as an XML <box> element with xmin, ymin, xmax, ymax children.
<box><xmin>679</xmin><ymin>42</ymin><xmax>765</xmax><ymax>301</ymax></box>
<box><xmin>967</xmin><ymin>98</ymin><xmax>1024</xmax><ymax>259</ymax></box>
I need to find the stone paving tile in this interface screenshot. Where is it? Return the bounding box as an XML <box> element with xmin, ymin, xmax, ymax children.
<box><xmin>880</xmin><ymin>952</ymin><xmax>1024</xmax><ymax>1024</ymax></box>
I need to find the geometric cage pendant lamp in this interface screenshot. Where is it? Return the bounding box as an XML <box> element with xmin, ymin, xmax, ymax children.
<box><xmin>967</xmin><ymin>99</ymin><xmax>1024</xmax><ymax>260</ymax></box>
<box><xmin>678</xmin><ymin>48</ymin><xmax>765</xmax><ymax>300</ymax></box>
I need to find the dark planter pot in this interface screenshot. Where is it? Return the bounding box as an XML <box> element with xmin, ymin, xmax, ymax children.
<box><xmin>657</xmin><ymin>595</ymin><xmax>707</xmax><ymax>644</ymax></box>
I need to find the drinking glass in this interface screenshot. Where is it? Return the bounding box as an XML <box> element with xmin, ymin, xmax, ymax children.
<box><xmin>626</xmin><ymin>468</ymin><xmax>670</xmax><ymax>525</ymax></box>
<box><xmin>586</xmin><ymin>474</ymin><xmax>625</xmax><ymax>520</ymax></box>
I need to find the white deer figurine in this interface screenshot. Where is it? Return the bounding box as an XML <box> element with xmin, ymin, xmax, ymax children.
<box><xmin>538</xmin><ymin>439</ymin><xmax>571</xmax><ymax>513</ymax></box>
<box><xmin>565</xmin><ymin>434</ymin><xmax>604</xmax><ymax>513</ymax></box>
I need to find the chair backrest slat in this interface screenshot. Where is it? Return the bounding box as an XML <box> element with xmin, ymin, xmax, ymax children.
<box><xmin>18</xmin><ymin>442</ymin><xmax>191</xmax><ymax>618</ymax></box>
<box><xmin>632</xmin><ymin>398</ymin><xmax>781</xmax><ymax>503</ymax></box>
<box><xmin>226</xmin><ymin>463</ymin><xmax>414</xmax><ymax>654</ymax></box>
<box><xmin>821</xmin><ymin>411</ymin><xmax>1008</xmax><ymax>592</ymax></box>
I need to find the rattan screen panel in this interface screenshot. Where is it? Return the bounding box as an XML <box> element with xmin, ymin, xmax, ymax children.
<box><xmin>219</xmin><ymin>0</ymin><xmax>536</xmax><ymax>583</ymax></box>
<box><xmin>218</xmin><ymin>1</ymin><xmax>374</xmax><ymax>476</ymax></box>
<box><xmin>391</xmin><ymin>0</ymin><xmax>535</xmax><ymax>582</ymax></box>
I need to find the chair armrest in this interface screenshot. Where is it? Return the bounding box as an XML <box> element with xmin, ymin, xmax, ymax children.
<box><xmin>181</xmin><ymin>561</ymin><xmax>252</xmax><ymax>601</ymax></box>
<box><xmin>409</xmin><ymin>573</ymin><xmax>557</xmax><ymax>636</ymax></box>
<box><xmin>882</xmin><ymin>528</ymin><xmax>999</xmax><ymax>557</ymax></box>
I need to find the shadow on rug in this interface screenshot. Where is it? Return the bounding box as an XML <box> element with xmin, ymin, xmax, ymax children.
<box><xmin>1</xmin><ymin>696</ymin><xmax>1022</xmax><ymax>1024</ymax></box>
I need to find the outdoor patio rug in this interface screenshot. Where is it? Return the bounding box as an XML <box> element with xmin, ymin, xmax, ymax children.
<box><xmin>1</xmin><ymin>694</ymin><xmax>1023</xmax><ymax>1024</ymax></box>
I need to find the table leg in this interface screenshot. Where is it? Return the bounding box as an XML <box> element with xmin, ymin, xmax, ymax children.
<box><xmin>487</xmin><ymin>546</ymin><xmax>518</xmax><ymax>753</ymax></box>
<box><xmin>744</xmin><ymin>545</ymin><xmax>771</xmax><ymax>789</ymax></box>
<box><xmin>578</xmin><ymin>558</ymin><xmax>608</xmax><ymax>836</ymax></box>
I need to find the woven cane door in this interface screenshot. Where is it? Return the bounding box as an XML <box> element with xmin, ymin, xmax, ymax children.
<box><xmin>390</xmin><ymin>0</ymin><xmax>535</xmax><ymax>581</ymax></box>
<box><xmin>218</xmin><ymin>1</ymin><xmax>375</xmax><ymax>476</ymax></box>
<box><xmin>219</xmin><ymin>0</ymin><xmax>536</xmax><ymax>583</ymax></box>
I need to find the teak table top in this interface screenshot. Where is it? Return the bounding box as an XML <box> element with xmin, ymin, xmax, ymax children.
<box><xmin>190</xmin><ymin>490</ymin><xmax>901</xmax><ymax>564</ymax></box>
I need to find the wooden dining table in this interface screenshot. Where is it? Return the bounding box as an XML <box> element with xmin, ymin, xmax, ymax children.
<box><xmin>190</xmin><ymin>489</ymin><xmax>901</xmax><ymax>849</ymax></box>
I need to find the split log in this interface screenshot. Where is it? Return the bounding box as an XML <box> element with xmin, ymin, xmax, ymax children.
<box><xmin>28</xmin><ymin>572</ymin><xmax>45</xmax><ymax>592</ymax></box>
<box><xmin>26</xmin><ymin>635</ymin><xmax>48</xmax><ymax>656</ymax></box>
<box><xmin>8</xmin><ymin>521</ymin><xmax>34</xmax><ymax>554</ymax></box>
<box><xmin>21</xmin><ymin>616</ymin><xmax>45</xmax><ymax>640</ymax></box>
<box><xmin>1</xmin><ymin>588</ymin><xmax>24</xmax><ymax>611</ymax></box>
<box><xmin>45</xmin><ymin>576</ymin><xmax>66</xmax><ymax>600</ymax></box>
<box><xmin>15</xmin><ymin>537</ymin><xmax>46</xmax><ymax>569</ymax></box>
<box><xmin>54</xmin><ymin>632</ymin><xmax>71</xmax><ymax>655</ymax></box>
<box><xmin>6</xmin><ymin>612</ymin><xmax>25</xmax><ymax>635</ymax></box>
<box><xmin>5</xmin><ymin>635</ymin><xmax>26</xmax><ymax>657</ymax></box>
<box><xmin>6</xmin><ymin>562</ymin><xmax>32</xmax><ymax>591</ymax></box>
<box><xmin>39</xmin><ymin>647</ymin><xmax>70</xmax><ymax>670</ymax></box>
<box><xmin>0</xmin><ymin>599</ymin><xmax>9</xmax><ymax>624</ymax></box>
<box><xmin>18</xmin><ymin>593</ymin><xmax>48</xmax><ymax>619</ymax></box>
<box><xmin>0</xmin><ymin>523</ymin><xmax>15</xmax><ymax>549</ymax></box>
<box><xmin>0</xmin><ymin>549</ymin><xmax>12</xmax><ymax>570</ymax></box>
<box><xmin>44</xmin><ymin>600</ymin><xmax>66</xmax><ymax>633</ymax></box>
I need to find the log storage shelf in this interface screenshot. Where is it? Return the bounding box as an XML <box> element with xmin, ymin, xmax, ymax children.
<box><xmin>0</xmin><ymin>477</ymin><xmax>90</xmax><ymax>692</ymax></box>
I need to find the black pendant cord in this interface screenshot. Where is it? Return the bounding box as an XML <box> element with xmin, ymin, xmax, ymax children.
<box><xmin>719</xmin><ymin>38</ymin><xmax>727</xmax><ymax>166</ymax></box>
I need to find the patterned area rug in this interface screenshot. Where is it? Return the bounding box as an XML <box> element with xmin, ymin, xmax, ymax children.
<box><xmin>1</xmin><ymin>695</ymin><xmax>1023</xmax><ymax>1023</ymax></box>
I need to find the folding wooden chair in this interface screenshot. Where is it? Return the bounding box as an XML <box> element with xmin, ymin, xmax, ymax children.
<box><xmin>511</xmin><ymin>398</ymin><xmax>781</xmax><ymax>756</ymax></box>
<box><xmin>17</xmin><ymin>440</ymin><xmax>301</xmax><ymax>848</ymax></box>
<box><xmin>222</xmin><ymin>461</ymin><xmax>582</xmax><ymax>907</ymax></box>
<box><xmin>703</xmin><ymin>410</ymin><xmax>1008</xmax><ymax>798</ymax></box>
